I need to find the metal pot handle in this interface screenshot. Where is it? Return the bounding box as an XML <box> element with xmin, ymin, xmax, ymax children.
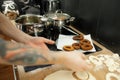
<box><xmin>69</xmin><ymin>17</ymin><xmax>75</xmax><ymax>21</ymax></box>
<box><xmin>66</xmin><ymin>17</ymin><xmax>75</xmax><ymax>23</ymax></box>
<box><xmin>55</xmin><ymin>10</ymin><xmax>63</xmax><ymax>14</ymax></box>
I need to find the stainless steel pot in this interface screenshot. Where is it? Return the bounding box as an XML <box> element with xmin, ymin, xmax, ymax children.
<box><xmin>16</xmin><ymin>14</ymin><xmax>45</xmax><ymax>36</ymax></box>
<box><xmin>18</xmin><ymin>23</ymin><xmax>44</xmax><ymax>36</ymax></box>
<box><xmin>42</xmin><ymin>10</ymin><xmax>75</xmax><ymax>27</ymax></box>
<box><xmin>16</xmin><ymin>14</ymin><xmax>43</xmax><ymax>25</ymax></box>
<box><xmin>42</xmin><ymin>0</ymin><xmax>61</xmax><ymax>13</ymax></box>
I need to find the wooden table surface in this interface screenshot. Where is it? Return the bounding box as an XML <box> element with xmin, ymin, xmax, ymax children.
<box><xmin>0</xmin><ymin>64</ymin><xmax>16</xmax><ymax>80</ymax></box>
<box><xmin>16</xmin><ymin>26</ymin><xmax>120</xmax><ymax>80</ymax></box>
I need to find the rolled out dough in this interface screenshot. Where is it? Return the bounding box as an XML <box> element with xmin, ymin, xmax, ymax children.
<box><xmin>44</xmin><ymin>70</ymin><xmax>96</xmax><ymax>80</ymax></box>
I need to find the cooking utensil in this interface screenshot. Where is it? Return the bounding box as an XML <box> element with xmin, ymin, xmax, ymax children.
<box><xmin>43</xmin><ymin>10</ymin><xmax>75</xmax><ymax>27</ymax></box>
<box><xmin>42</xmin><ymin>0</ymin><xmax>61</xmax><ymax>13</ymax></box>
<box><xmin>16</xmin><ymin>14</ymin><xmax>43</xmax><ymax>25</ymax></box>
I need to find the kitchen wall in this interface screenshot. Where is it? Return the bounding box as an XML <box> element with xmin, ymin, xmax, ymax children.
<box><xmin>60</xmin><ymin>0</ymin><xmax>120</xmax><ymax>53</ymax></box>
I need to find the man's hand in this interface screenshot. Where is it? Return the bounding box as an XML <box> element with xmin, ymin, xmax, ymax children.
<box><xmin>54</xmin><ymin>51</ymin><xmax>93</xmax><ymax>72</ymax></box>
<box><xmin>27</xmin><ymin>37</ymin><xmax>55</xmax><ymax>51</ymax></box>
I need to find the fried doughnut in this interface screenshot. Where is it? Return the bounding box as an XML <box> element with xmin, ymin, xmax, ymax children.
<box><xmin>72</xmin><ymin>43</ymin><xmax>81</xmax><ymax>50</ymax></box>
<box><xmin>80</xmin><ymin>39</ymin><xmax>91</xmax><ymax>45</ymax></box>
<box><xmin>63</xmin><ymin>45</ymin><xmax>74</xmax><ymax>51</ymax></box>
<box><xmin>73</xmin><ymin>34</ymin><xmax>84</xmax><ymax>40</ymax></box>
<box><xmin>81</xmin><ymin>44</ymin><xmax>93</xmax><ymax>50</ymax></box>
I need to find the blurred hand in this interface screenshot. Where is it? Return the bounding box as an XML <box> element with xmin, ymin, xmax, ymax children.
<box><xmin>5</xmin><ymin>48</ymin><xmax>26</xmax><ymax>60</ymax></box>
<box><xmin>27</xmin><ymin>37</ymin><xmax>55</xmax><ymax>51</ymax></box>
<box><xmin>56</xmin><ymin>51</ymin><xmax>93</xmax><ymax>72</ymax></box>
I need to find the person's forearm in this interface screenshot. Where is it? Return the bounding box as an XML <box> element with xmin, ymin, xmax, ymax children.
<box><xmin>0</xmin><ymin>12</ymin><xmax>32</xmax><ymax>43</ymax></box>
<box><xmin>1</xmin><ymin>49</ymin><xmax>55</xmax><ymax>66</ymax></box>
<box><xmin>0</xmin><ymin>41</ymin><xmax>64</xmax><ymax>66</ymax></box>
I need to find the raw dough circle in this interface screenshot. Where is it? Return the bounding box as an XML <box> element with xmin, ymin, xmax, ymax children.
<box><xmin>72</xmin><ymin>71</ymin><xmax>89</xmax><ymax>80</ymax></box>
<box><xmin>89</xmin><ymin>56</ymin><xmax>103</xmax><ymax>65</ymax></box>
<box><xmin>44</xmin><ymin>70</ymin><xmax>96</xmax><ymax>80</ymax></box>
<box><xmin>106</xmin><ymin>73</ymin><xmax>120</xmax><ymax>80</ymax></box>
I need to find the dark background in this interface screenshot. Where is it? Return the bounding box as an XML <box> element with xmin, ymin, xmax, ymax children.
<box><xmin>60</xmin><ymin>0</ymin><xmax>120</xmax><ymax>53</ymax></box>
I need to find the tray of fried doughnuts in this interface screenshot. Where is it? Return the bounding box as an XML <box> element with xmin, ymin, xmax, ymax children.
<box><xmin>56</xmin><ymin>34</ymin><xmax>96</xmax><ymax>52</ymax></box>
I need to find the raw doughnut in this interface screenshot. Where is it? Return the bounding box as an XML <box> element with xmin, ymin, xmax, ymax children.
<box><xmin>72</xmin><ymin>43</ymin><xmax>81</xmax><ymax>50</ymax></box>
<box><xmin>73</xmin><ymin>34</ymin><xmax>84</xmax><ymax>40</ymax></box>
<box><xmin>72</xmin><ymin>71</ymin><xmax>89</xmax><ymax>80</ymax></box>
<box><xmin>44</xmin><ymin>70</ymin><xmax>96</xmax><ymax>80</ymax></box>
<box><xmin>81</xmin><ymin>44</ymin><xmax>93</xmax><ymax>50</ymax></box>
<box><xmin>80</xmin><ymin>39</ymin><xmax>91</xmax><ymax>45</ymax></box>
<box><xmin>63</xmin><ymin>45</ymin><xmax>74</xmax><ymax>51</ymax></box>
<box><xmin>89</xmin><ymin>55</ymin><xmax>103</xmax><ymax>65</ymax></box>
<box><xmin>106</xmin><ymin>73</ymin><xmax>120</xmax><ymax>80</ymax></box>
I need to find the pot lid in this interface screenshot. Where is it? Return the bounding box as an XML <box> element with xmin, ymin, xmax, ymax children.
<box><xmin>55</xmin><ymin>13</ymin><xmax>70</xmax><ymax>20</ymax></box>
<box><xmin>45</xmin><ymin>12</ymin><xmax>70</xmax><ymax>20</ymax></box>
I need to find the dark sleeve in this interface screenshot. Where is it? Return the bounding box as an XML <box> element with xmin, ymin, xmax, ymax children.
<box><xmin>0</xmin><ymin>0</ymin><xmax>3</xmax><ymax>11</ymax></box>
<box><xmin>0</xmin><ymin>38</ymin><xmax>6</xmax><ymax>57</ymax></box>
<box><xmin>14</xmin><ymin>0</ymin><xmax>26</xmax><ymax>15</ymax></box>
